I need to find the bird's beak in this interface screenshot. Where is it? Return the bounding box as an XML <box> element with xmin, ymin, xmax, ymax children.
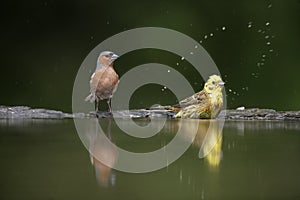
<box><xmin>110</xmin><ymin>54</ymin><xmax>119</xmax><ymax>61</ymax></box>
<box><xmin>218</xmin><ymin>81</ymin><xmax>225</xmax><ymax>86</ymax></box>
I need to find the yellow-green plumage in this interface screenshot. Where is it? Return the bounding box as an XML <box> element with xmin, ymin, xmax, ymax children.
<box><xmin>175</xmin><ymin>75</ymin><xmax>224</xmax><ymax>119</ymax></box>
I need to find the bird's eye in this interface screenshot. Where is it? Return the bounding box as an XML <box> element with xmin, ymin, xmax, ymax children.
<box><xmin>212</xmin><ymin>81</ymin><xmax>216</xmax><ymax>85</ymax></box>
<box><xmin>105</xmin><ymin>55</ymin><xmax>109</xmax><ymax>58</ymax></box>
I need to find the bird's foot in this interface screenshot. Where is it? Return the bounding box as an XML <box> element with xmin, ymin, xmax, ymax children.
<box><xmin>107</xmin><ymin>110</ymin><xmax>113</xmax><ymax>117</ymax></box>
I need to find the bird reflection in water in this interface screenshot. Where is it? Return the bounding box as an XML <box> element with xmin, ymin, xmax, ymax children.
<box><xmin>172</xmin><ymin>119</ymin><xmax>224</xmax><ymax>168</ymax></box>
<box><xmin>198</xmin><ymin>120</ymin><xmax>223</xmax><ymax>168</ymax></box>
<box><xmin>85</xmin><ymin>118</ymin><xmax>223</xmax><ymax>185</ymax></box>
<box><xmin>86</xmin><ymin>118</ymin><xmax>117</xmax><ymax>187</ymax></box>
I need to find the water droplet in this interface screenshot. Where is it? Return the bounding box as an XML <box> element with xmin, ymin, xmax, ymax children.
<box><xmin>269</xmin><ymin>49</ymin><xmax>274</xmax><ymax>52</ymax></box>
<box><xmin>210</xmin><ymin>33</ymin><xmax>214</xmax><ymax>37</ymax></box>
<box><xmin>258</xmin><ymin>29</ymin><xmax>262</xmax><ymax>33</ymax></box>
<box><xmin>161</xmin><ymin>88</ymin><xmax>165</xmax><ymax>91</ymax></box>
<box><xmin>167</xmin><ymin>70</ymin><xmax>171</xmax><ymax>73</ymax></box>
<box><xmin>164</xmin><ymin>86</ymin><xmax>167</xmax><ymax>89</ymax></box>
<box><xmin>201</xmin><ymin>189</ymin><xmax>205</xmax><ymax>200</ymax></box>
<box><xmin>262</xmin><ymin>30</ymin><xmax>266</xmax><ymax>34</ymax></box>
<box><xmin>176</xmin><ymin>62</ymin><xmax>179</xmax><ymax>66</ymax></box>
<box><xmin>247</xmin><ymin>22</ymin><xmax>253</xmax><ymax>28</ymax></box>
<box><xmin>265</xmin><ymin>35</ymin><xmax>270</xmax><ymax>39</ymax></box>
<box><xmin>204</xmin><ymin>35</ymin><xmax>208</xmax><ymax>39</ymax></box>
<box><xmin>181</xmin><ymin>57</ymin><xmax>185</xmax><ymax>60</ymax></box>
<box><xmin>90</xmin><ymin>36</ymin><xmax>94</xmax><ymax>40</ymax></box>
<box><xmin>233</xmin><ymin>91</ymin><xmax>236</xmax><ymax>95</ymax></box>
<box><xmin>229</xmin><ymin>89</ymin><xmax>232</xmax><ymax>92</ymax></box>
<box><xmin>257</xmin><ymin>63</ymin><xmax>261</xmax><ymax>67</ymax></box>
<box><xmin>266</xmin><ymin>42</ymin><xmax>271</xmax><ymax>45</ymax></box>
<box><xmin>222</xmin><ymin>26</ymin><xmax>226</xmax><ymax>31</ymax></box>
<box><xmin>268</xmin><ymin>4</ymin><xmax>272</xmax><ymax>8</ymax></box>
<box><xmin>262</xmin><ymin>54</ymin><xmax>266</xmax><ymax>58</ymax></box>
<box><xmin>179</xmin><ymin>170</ymin><xmax>182</xmax><ymax>181</ymax></box>
<box><xmin>261</xmin><ymin>63</ymin><xmax>265</xmax><ymax>66</ymax></box>
<box><xmin>199</xmin><ymin>40</ymin><xmax>203</xmax><ymax>43</ymax></box>
<box><xmin>194</xmin><ymin>45</ymin><xmax>198</xmax><ymax>49</ymax></box>
<box><xmin>190</xmin><ymin>52</ymin><xmax>194</xmax><ymax>55</ymax></box>
<box><xmin>265</xmin><ymin>22</ymin><xmax>270</xmax><ymax>26</ymax></box>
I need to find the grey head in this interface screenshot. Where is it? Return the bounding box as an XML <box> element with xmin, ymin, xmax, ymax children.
<box><xmin>96</xmin><ymin>51</ymin><xmax>119</xmax><ymax>70</ymax></box>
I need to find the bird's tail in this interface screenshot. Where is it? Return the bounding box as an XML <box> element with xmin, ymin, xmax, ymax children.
<box><xmin>150</xmin><ymin>105</ymin><xmax>181</xmax><ymax>113</ymax></box>
<box><xmin>85</xmin><ymin>93</ymin><xmax>97</xmax><ymax>102</ymax></box>
<box><xmin>174</xmin><ymin>110</ymin><xmax>183</xmax><ymax>118</ymax></box>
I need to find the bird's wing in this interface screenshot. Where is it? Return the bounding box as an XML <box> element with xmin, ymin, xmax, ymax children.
<box><xmin>89</xmin><ymin>69</ymin><xmax>104</xmax><ymax>94</ymax></box>
<box><xmin>178</xmin><ymin>90</ymin><xmax>208</xmax><ymax>108</ymax></box>
<box><xmin>176</xmin><ymin>102</ymin><xmax>211</xmax><ymax>119</ymax></box>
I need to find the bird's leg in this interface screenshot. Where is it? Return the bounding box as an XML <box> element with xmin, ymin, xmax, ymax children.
<box><xmin>94</xmin><ymin>100</ymin><xmax>99</xmax><ymax>112</ymax></box>
<box><xmin>95</xmin><ymin>100</ymin><xmax>99</xmax><ymax>118</ymax></box>
<box><xmin>107</xmin><ymin>98</ymin><xmax>112</xmax><ymax>113</ymax></box>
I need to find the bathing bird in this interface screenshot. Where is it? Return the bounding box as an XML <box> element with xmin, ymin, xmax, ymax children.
<box><xmin>85</xmin><ymin>51</ymin><xmax>119</xmax><ymax>114</ymax></box>
<box><xmin>175</xmin><ymin>75</ymin><xmax>225</xmax><ymax>119</ymax></box>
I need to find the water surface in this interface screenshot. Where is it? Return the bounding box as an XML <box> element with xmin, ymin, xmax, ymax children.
<box><xmin>0</xmin><ymin>119</ymin><xmax>299</xmax><ymax>200</ymax></box>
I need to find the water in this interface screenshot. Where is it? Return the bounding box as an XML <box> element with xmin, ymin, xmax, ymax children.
<box><xmin>1</xmin><ymin>119</ymin><xmax>300</xmax><ymax>200</ymax></box>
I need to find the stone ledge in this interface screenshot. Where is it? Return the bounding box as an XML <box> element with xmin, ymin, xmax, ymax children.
<box><xmin>0</xmin><ymin>106</ymin><xmax>300</xmax><ymax>120</ymax></box>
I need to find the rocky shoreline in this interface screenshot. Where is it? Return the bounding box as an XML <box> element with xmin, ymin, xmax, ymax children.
<box><xmin>0</xmin><ymin>106</ymin><xmax>300</xmax><ymax>121</ymax></box>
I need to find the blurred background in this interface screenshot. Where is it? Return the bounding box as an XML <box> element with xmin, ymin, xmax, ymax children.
<box><xmin>1</xmin><ymin>0</ymin><xmax>299</xmax><ymax>112</ymax></box>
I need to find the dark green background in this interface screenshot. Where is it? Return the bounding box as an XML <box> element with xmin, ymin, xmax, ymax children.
<box><xmin>1</xmin><ymin>0</ymin><xmax>299</xmax><ymax>112</ymax></box>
